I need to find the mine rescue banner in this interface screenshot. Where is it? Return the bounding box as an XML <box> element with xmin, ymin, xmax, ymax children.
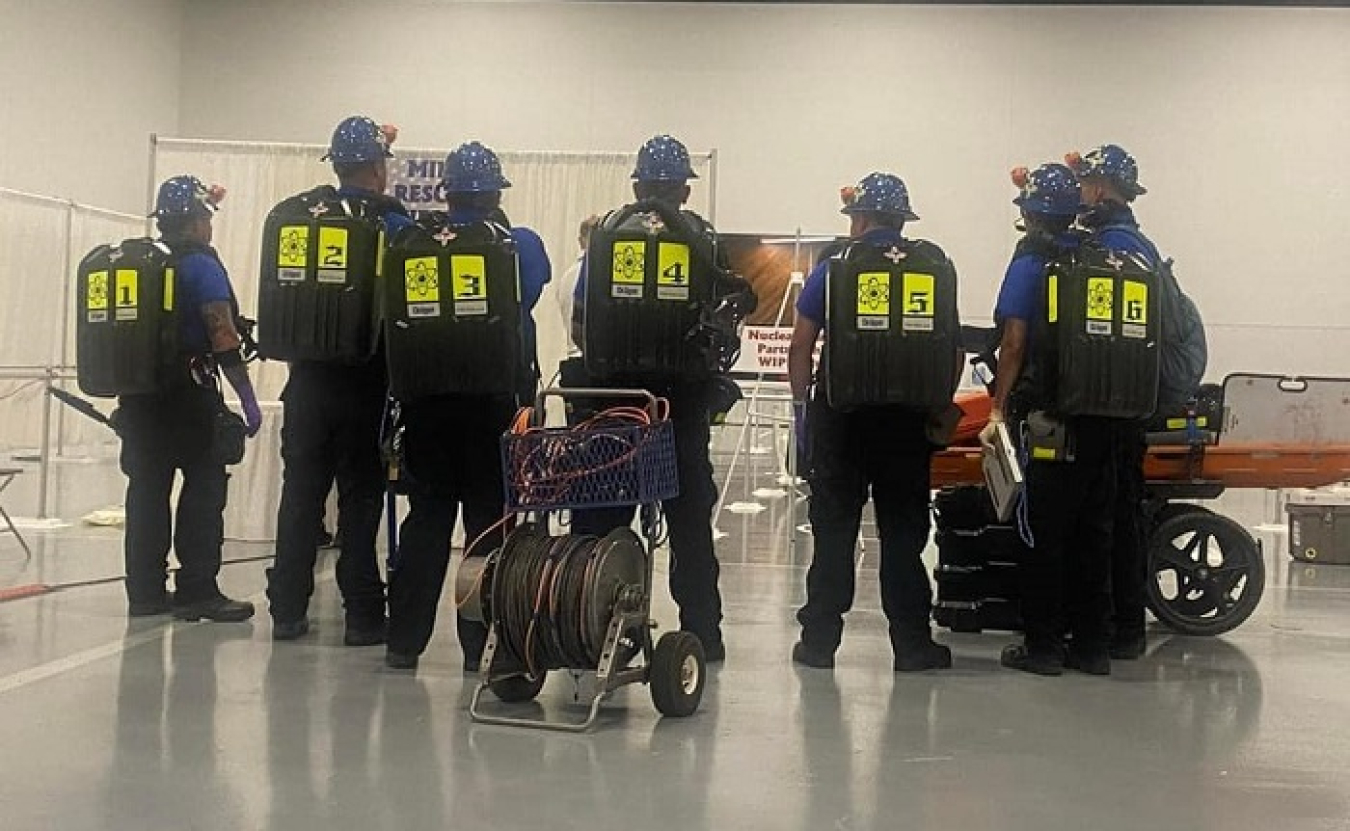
<box><xmin>732</xmin><ymin>326</ymin><xmax>821</xmax><ymax>378</ymax></box>
<box><xmin>386</xmin><ymin>156</ymin><xmax>449</xmax><ymax>211</ymax></box>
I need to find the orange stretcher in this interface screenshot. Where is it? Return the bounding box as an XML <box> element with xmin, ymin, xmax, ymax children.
<box><xmin>934</xmin><ymin>391</ymin><xmax>1350</xmax><ymax>492</ymax></box>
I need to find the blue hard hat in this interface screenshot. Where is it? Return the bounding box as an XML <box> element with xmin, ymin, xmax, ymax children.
<box><xmin>1012</xmin><ymin>163</ymin><xmax>1082</xmax><ymax>217</ymax></box>
<box><xmin>150</xmin><ymin>175</ymin><xmax>217</xmax><ymax>219</ymax></box>
<box><xmin>840</xmin><ymin>172</ymin><xmax>919</xmax><ymax>221</ymax></box>
<box><xmin>1066</xmin><ymin>144</ymin><xmax>1147</xmax><ymax>197</ymax></box>
<box><xmin>632</xmin><ymin>134</ymin><xmax>699</xmax><ymax>182</ymax></box>
<box><xmin>442</xmin><ymin>141</ymin><xmax>512</xmax><ymax>193</ymax></box>
<box><xmin>322</xmin><ymin>116</ymin><xmax>395</xmax><ymax>164</ymax></box>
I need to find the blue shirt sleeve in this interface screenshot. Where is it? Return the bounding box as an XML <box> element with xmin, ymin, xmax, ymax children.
<box><xmin>994</xmin><ymin>253</ymin><xmax>1043</xmax><ymax>323</ymax></box>
<box><xmin>511</xmin><ymin>226</ymin><xmax>551</xmax><ymax>313</ymax></box>
<box><xmin>795</xmin><ymin>261</ymin><xmax>829</xmax><ymax>325</ymax></box>
<box><xmin>179</xmin><ymin>252</ymin><xmax>232</xmax><ymax>306</ymax></box>
<box><xmin>176</xmin><ymin>252</ymin><xmax>233</xmax><ymax>351</ymax></box>
<box><xmin>1098</xmin><ymin>227</ymin><xmax>1158</xmax><ymax>268</ymax></box>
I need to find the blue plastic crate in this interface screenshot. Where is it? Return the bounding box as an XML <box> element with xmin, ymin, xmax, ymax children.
<box><xmin>502</xmin><ymin>420</ymin><xmax>679</xmax><ymax>511</ymax></box>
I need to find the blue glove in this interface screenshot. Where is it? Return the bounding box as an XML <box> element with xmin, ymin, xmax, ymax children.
<box><xmin>240</xmin><ymin>390</ymin><xmax>263</xmax><ymax>438</ymax></box>
<box><xmin>793</xmin><ymin>402</ymin><xmax>808</xmax><ymax>471</ymax></box>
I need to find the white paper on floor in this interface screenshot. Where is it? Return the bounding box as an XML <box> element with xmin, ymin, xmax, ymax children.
<box><xmin>725</xmin><ymin>502</ymin><xmax>766</xmax><ymax>514</ymax></box>
<box><xmin>82</xmin><ymin>506</ymin><xmax>125</xmax><ymax>527</ymax></box>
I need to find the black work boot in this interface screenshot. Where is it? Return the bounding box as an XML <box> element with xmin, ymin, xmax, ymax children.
<box><xmin>345</xmin><ymin>616</ymin><xmax>387</xmax><ymax>647</ymax></box>
<box><xmin>1065</xmin><ymin>647</ymin><xmax>1112</xmax><ymax>676</ymax></box>
<box><xmin>892</xmin><ymin>631</ymin><xmax>953</xmax><ymax>672</ymax></box>
<box><xmin>272</xmin><ymin>618</ymin><xmax>311</xmax><ymax>641</ymax></box>
<box><xmin>1000</xmin><ymin>643</ymin><xmax>1065</xmax><ymax>677</ymax></box>
<box><xmin>128</xmin><ymin>593</ymin><xmax>173</xmax><ymax>617</ymax></box>
<box><xmin>174</xmin><ymin>595</ymin><xmax>256</xmax><ymax>623</ymax></box>
<box><xmin>1109</xmin><ymin>633</ymin><xmax>1147</xmax><ymax>661</ymax></box>
<box><xmin>385</xmin><ymin>650</ymin><xmax>419</xmax><ymax>671</ymax></box>
<box><xmin>791</xmin><ymin>641</ymin><xmax>835</xmax><ymax>669</ymax></box>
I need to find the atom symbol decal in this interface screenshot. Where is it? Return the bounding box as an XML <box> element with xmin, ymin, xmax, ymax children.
<box><xmin>280</xmin><ymin>229</ymin><xmax>308</xmax><ymax>264</ymax></box>
<box><xmin>87</xmin><ymin>274</ymin><xmax>108</xmax><ymax>307</ymax></box>
<box><xmin>613</xmin><ymin>244</ymin><xmax>645</xmax><ymax>282</ymax></box>
<box><xmin>858</xmin><ymin>275</ymin><xmax>889</xmax><ymax>313</ymax></box>
<box><xmin>405</xmin><ymin>261</ymin><xmax>438</xmax><ymax>298</ymax></box>
<box><xmin>1088</xmin><ymin>282</ymin><xmax>1114</xmax><ymax>319</ymax></box>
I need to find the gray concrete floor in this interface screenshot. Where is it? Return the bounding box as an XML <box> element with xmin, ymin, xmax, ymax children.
<box><xmin>2</xmin><ymin>447</ymin><xmax>1350</xmax><ymax>830</ymax></box>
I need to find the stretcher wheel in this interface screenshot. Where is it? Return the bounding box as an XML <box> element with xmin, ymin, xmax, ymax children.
<box><xmin>1146</xmin><ymin>511</ymin><xmax>1264</xmax><ymax>636</ymax></box>
<box><xmin>490</xmin><ymin>671</ymin><xmax>547</xmax><ymax>703</ymax></box>
<box><xmin>1152</xmin><ymin>502</ymin><xmax>1213</xmax><ymax>528</ymax></box>
<box><xmin>650</xmin><ymin>632</ymin><xmax>705</xmax><ymax>718</ymax></box>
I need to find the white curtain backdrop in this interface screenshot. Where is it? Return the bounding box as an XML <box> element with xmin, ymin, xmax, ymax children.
<box><xmin>151</xmin><ymin>137</ymin><xmax>716</xmax><ymax>539</ymax></box>
<box><xmin>0</xmin><ymin>188</ymin><xmax>145</xmax><ymax>519</ymax></box>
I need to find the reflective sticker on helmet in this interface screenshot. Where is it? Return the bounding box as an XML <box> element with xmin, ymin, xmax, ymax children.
<box><xmin>317</xmin><ymin>227</ymin><xmax>349</xmax><ymax>284</ymax></box>
<box><xmin>163</xmin><ymin>268</ymin><xmax>175</xmax><ymax>312</ymax></box>
<box><xmin>611</xmin><ymin>240</ymin><xmax>645</xmax><ymax>299</ymax></box>
<box><xmin>1122</xmin><ymin>280</ymin><xmax>1148</xmax><ymax>339</ymax></box>
<box><xmin>451</xmin><ymin>254</ymin><xmax>489</xmax><ymax>316</ymax></box>
<box><xmin>1047</xmin><ymin>274</ymin><xmax>1058</xmax><ymax>324</ymax></box>
<box><xmin>277</xmin><ymin>225</ymin><xmax>309</xmax><ymax>283</ymax></box>
<box><xmin>901</xmin><ymin>272</ymin><xmax>935</xmax><ymax>333</ymax></box>
<box><xmin>114</xmin><ymin>270</ymin><xmax>139</xmax><ymax>321</ymax></box>
<box><xmin>1086</xmin><ymin>277</ymin><xmax>1114</xmax><ymax>335</ymax></box>
<box><xmin>404</xmin><ymin>256</ymin><xmax>441</xmax><ymax>318</ymax></box>
<box><xmin>657</xmin><ymin>242</ymin><xmax>691</xmax><ymax>301</ymax></box>
<box><xmin>86</xmin><ymin>271</ymin><xmax>109</xmax><ymax>323</ymax></box>
<box><xmin>856</xmin><ymin>271</ymin><xmax>891</xmax><ymax>330</ymax></box>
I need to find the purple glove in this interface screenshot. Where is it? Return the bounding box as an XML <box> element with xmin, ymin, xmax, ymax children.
<box><xmin>240</xmin><ymin>390</ymin><xmax>263</xmax><ymax>438</ymax></box>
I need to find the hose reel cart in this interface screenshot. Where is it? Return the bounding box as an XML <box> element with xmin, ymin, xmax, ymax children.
<box><xmin>456</xmin><ymin>388</ymin><xmax>706</xmax><ymax>731</ymax></box>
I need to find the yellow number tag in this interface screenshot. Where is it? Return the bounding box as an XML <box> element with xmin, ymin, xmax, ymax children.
<box><xmin>451</xmin><ymin>254</ymin><xmax>489</xmax><ymax>317</ymax></box>
<box><xmin>86</xmin><ymin>270</ymin><xmax>108</xmax><ymax>311</ymax></box>
<box><xmin>900</xmin><ymin>272</ymin><xmax>936</xmax><ymax>332</ymax></box>
<box><xmin>657</xmin><ymin>242</ymin><xmax>691</xmax><ymax>301</ymax></box>
<box><xmin>902</xmin><ymin>273</ymin><xmax>934</xmax><ymax>316</ymax></box>
<box><xmin>1120</xmin><ymin>279</ymin><xmax>1149</xmax><ymax>339</ymax></box>
<box><xmin>115</xmin><ymin>269</ymin><xmax>139</xmax><ymax>321</ymax></box>
<box><xmin>610</xmin><ymin>240</ymin><xmax>645</xmax><ymax>298</ymax></box>
<box><xmin>1122</xmin><ymin>280</ymin><xmax>1148</xmax><ymax>324</ymax></box>
<box><xmin>404</xmin><ymin>256</ymin><xmax>440</xmax><ymax>318</ymax></box>
<box><xmin>317</xmin><ymin>227</ymin><xmax>348</xmax><ymax>283</ymax></box>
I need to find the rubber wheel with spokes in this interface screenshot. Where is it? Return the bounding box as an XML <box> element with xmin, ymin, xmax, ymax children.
<box><xmin>650</xmin><ymin>632</ymin><xmax>706</xmax><ymax>718</ymax></box>
<box><xmin>1146</xmin><ymin>511</ymin><xmax>1264</xmax><ymax>636</ymax></box>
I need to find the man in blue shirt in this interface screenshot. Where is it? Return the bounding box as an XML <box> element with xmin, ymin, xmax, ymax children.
<box><xmin>266</xmin><ymin>116</ymin><xmax>413</xmax><ymax>646</ymax></box>
<box><xmin>567</xmin><ymin>134</ymin><xmax>747</xmax><ymax>664</ymax></box>
<box><xmin>984</xmin><ymin>162</ymin><xmax>1119</xmax><ymax>676</ymax></box>
<box><xmin>788</xmin><ymin>173</ymin><xmax>959</xmax><ymax>672</ymax></box>
<box><xmin>385</xmin><ymin>141</ymin><xmax>551</xmax><ymax>672</ymax></box>
<box><xmin>120</xmin><ymin>175</ymin><xmax>261</xmax><ymax>622</ymax></box>
<box><xmin>1068</xmin><ymin>143</ymin><xmax>1157</xmax><ymax>662</ymax></box>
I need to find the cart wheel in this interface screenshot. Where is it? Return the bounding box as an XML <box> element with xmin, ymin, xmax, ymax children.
<box><xmin>1146</xmin><ymin>512</ymin><xmax>1264</xmax><ymax>636</ymax></box>
<box><xmin>490</xmin><ymin>671</ymin><xmax>547</xmax><ymax>703</ymax></box>
<box><xmin>650</xmin><ymin>632</ymin><xmax>705</xmax><ymax>718</ymax></box>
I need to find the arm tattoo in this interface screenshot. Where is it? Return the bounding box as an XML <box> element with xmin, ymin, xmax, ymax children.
<box><xmin>202</xmin><ymin>301</ymin><xmax>242</xmax><ymax>353</ymax></box>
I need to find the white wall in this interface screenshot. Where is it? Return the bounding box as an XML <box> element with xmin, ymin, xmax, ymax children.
<box><xmin>0</xmin><ymin>0</ymin><xmax>182</xmax><ymax>213</ymax></box>
<box><xmin>176</xmin><ymin>1</ymin><xmax>1350</xmax><ymax>380</ymax></box>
